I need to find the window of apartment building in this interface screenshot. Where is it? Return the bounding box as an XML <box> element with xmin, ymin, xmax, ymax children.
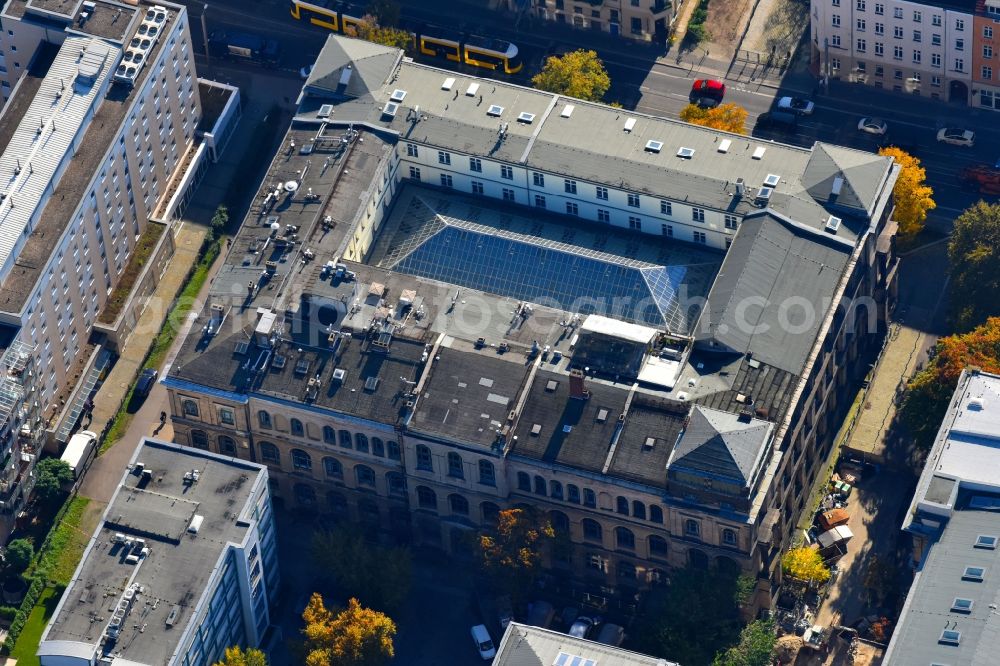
<box><xmin>564</xmin><ymin>179</ymin><xmax>577</xmax><ymax>194</ymax></box>
<box><xmin>913</xmin><ymin>10</ymin><xmax>921</xmax><ymax>22</ymax></box>
<box><xmin>549</xmin><ymin>481</ymin><xmax>563</xmax><ymax>500</ymax></box>
<box><xmin>955</xmin><ymin>58</ymin><xmax>965</xmax><ymax>72</ymax></box>
<box><xmin>893</xmin><ymin>7</ymin><xmax>902</xmax><ymax>18</ymax></box>
<box><xmin>857</xmin><ymin>18</ymin><xmax>866</xmax><ymax>31</ymax></box>
<box><xmin>566</xmin><ymin>202</ymin><xmax>579</xmax><ymax>215</ymax></box>
<box><xmin>386</xmin><ymin>472</ymin><xmax>406</xmax><ymax>496</ymax></box>
<box><xmin>356</xmin><ymin>465</ymin><xmax>376</xmax><ymax>488</ymax></box>
<box><xmin>874</xmin><ymin>2</ymin><xmax>883</xmax><ymax>13</ymax></box>
<box><xmin>595</xmin><ymin>185</ymin><xmax>609</xmax><ymax>200</ymax></box>
<box><xmin>894</xmin><ymin>45</ymin><xmax>903</xmax><ymax>59</ymax></box>
<box><xmin>661</xmin><ymin>223</ymin><xmax>673</xmax><ymax>237</ymax></box>
<box><xmin>985</xmin><ymin>45</ymin><xmax>993</xmax><ymax>59</ymax></box>
<box><xmin>832</xmin><ymin>35</ymin><xmax>841</xmax><ymax>47</ymax></box>
<box><xmin>956</xmin><ymin>18</ymin><xmax>965</xmax><ymax>31</ymax></box>
<box><xmin>534</xmin><ymin>475</ymin><xmax>547</xmax><ymax>495</ymax></box>
<box><xmin>219</xmin><ymin>437</ymin><xmax>237</xmax><ymax>456</ymax></box>
<box><xmin>584</xmin><ymin>488</ymin><xmax>597</xmax><ymax>508</ymax></box>
<box><xmin>502</xmin><ymin>188</ymin><xmax>515</xmax><ymax>201</ymax></box>
<box><xmin>693</xmin><ymin>231</ymin><xmax>707</xmax><ymax>244</ymax></box>
<box><xmin>875</xmin><ymin>23</ymin><xmax>885</xmax><ymax>36</ymax></box>
<box><xmin>258</xmin><ymin>410</ymin><xmax>272</xmax><ymax>428</ymax></box>
<box><xmin>875</xmin><ymin>42</ymin><xmax>884</xmax><ymax>55</ymax></box>
<box><xmin>932</xmin><ymin>13</ymin><xmax>941</xmax><ymax>25</ymax></box>
<box><xmin>449</xmin><ymin>494</ymin><xmax>469</xmax><ymax>515</ymax></box>
<box><xmin>832</xmin><ymin>0</ymin><xmax>840</xmax><ymax>6</ymax></box>
<box><xmin>660</xmin><ymin>200</ymin><xmax>672</xmax><ymax>215</ymax></box>
<box><xmin>956</xmin><ymin>38</ymin><xmax>964</xmax><ymax>51</ymax></box>
<box><xmin>932</xmin><ymin>33</ymin><xmax>941</xmax><ymax>45</ymax></box>
<box><xmin>437</xmin><ymin>151</ymin><xmax>451</xmax><ymax>165</ymax></box>
<box><xmin>517</xmin><ymin>471</ymin><xmax>531</xmax><ymax>492</ymax></box>
<box><xmin>191</xmin><ymin>430</ymin><xmax>209</xmax><ymax>450</ymax></box>
<box><xmin>631</xmin><ymin>17</ymin><xmax>642</xmax><ymax>34</ymax></box>
<box><xmin>894</xmin><ymin>68</ymin><xmax>904</xmax><ymax>80</ymax></box>
<box><xmin>324</xmin><ymin>457</ymin><xmax>343</xmax><ymax>479</ymax></box>
<box><xmin>691</xmin><ymin>207</ymin><xmax>705</xmax><ymax>222</ymax></box>
<box><xmin>471</xmin><ymin>180</ymin><xmax>484</xmax><ymax>195</ymax></box>
<box><xmin>983</xmin><ymin>65</ymin><xmax>993</xmax><ymax>80</ymax></box>
<box><xmin>565</xmin><ymin>484</ymin><xmax>580</xmax><ymax>503</ymax></box>
<box><xmin>627</xmin><ymin>193</ymin><xmax>640</xmax><ymax>208</ymax></box>
<box><xmin>597</xmin><ymin>208</ymin><xmax>610</xmax><ymax>223</ymax></box>
<box><xmin>857</xmin><ymin>39</ymin><xmax>867</xmax><ymax>52</ymax></box>
<box><xmin>893</xmin><ymin>26</ymin><xmax>903</xmax><ymax>39</ymax></box>
<box><xmin>534</xmin><ymin>194</ymin><xmax>546</xmax><ymax>208</ymax></box>
<box><xmin>339</xmin><ymin>430</ymin><xmax>353</xmax><ymax>448</ymax></box>
<box><xmin>913</xmin><ymin>50</ymin><xmax>921</xmax><ymax>63</ymax></box>
<box><xmin>416</xmin><ymin>444</ymin><xmax>433</xmax><ymax>471</ymax></box>
<box><xmin>856</xmin><ymin>0</ymin><xmax>865</xmax><ymax>9</ymax></box>
<box><xmin>722</xmin><ymin>528</ymin><xmax>738</xmax><ymax>546</ymax></box>
<box><xmin>409</xmin><ymin>166</ymin><xmax>421</xmax><ymax>180</ymax></box>
<box><xmin>649</xmin><ymin>535</ymin><xmax>669</xmax><ymax>558</ymax></box>
<box><xmin>932</xmin><ymin>53</ymin><xmax>941</xmax><ymax>67</ymax></box>
<box><xmin>387</xmin><ymin>440</ymin><xmax>401</xmax><ymax>460</ymax></box>
<box><xmin>469</xmin><ymin>157</ymin><xmax>482</xmax><ymax>172</ymax></box>
<box><xmin>260</xmin><ymin>442</ymin><xmax>280</xmax><ymax>464</ymax></box>
<box><xmin>533</xmin><ymin>172</ymin><xmax>545</xmax><ymax>186</ymax></box>
<box><xmin>217</xmin><ymin>407</ymin><xmax>235</xmax><ymax>426</ymax></box>
<box><xmin>985</xmin><ymin>26</ymin><xmax>993</xmax><ymax>39</ymax></box>
<box><xmin>182</xmin><ymin>399</ymin><xmax>199</xmax><ymax>417</ymax></box>
<box><xmin>478</xmin><ymin>460</ymin><xmax>495</xmax><ymax>486</ymax></box>
<box><xmin>684</xmin><ymin>519</ymin><xmax>701</xmax><ymax>537</ymax></box>
<box><xmin>724</xmin><ymin>214</ymin><xmax>739</xmax><ymax>229</ymax></box>
<box><xmin>931</xmin><ymin>75</ymin><xmax>941</xmax><ymax>86</ymax></box>
<box><xmin>291</xmin><ymin>449</ymin><xmax>312</xmax><ymax>471</ymax></box>
<box><xmin>417</xmin><ymin>486</ymin><xmax>438</xmax><ymax>510</ymax></box>
<box><xmin>354</xmin><ymin>434</ymin><xmax>369</xmax><ymax>453</ymax></box>
<box><xmin>582</xmin><ymin>519</ymin><xmax>603</xmax><ymax>542</ymax></box>
<box><xmin>447</xmin><ymin>452</ymin><xmax>464</xmax><ymax>478</ymax></box>
<box><xmin>650</xmin><ymin>505</ymin><xmax>664</xmax><ymax>523</ymax></box>
<box><xmin>440</xmin><ymin>174</ymin><xmax>453</xmax><ymax>188</ymax></box>
<box><xmin>405</xmin><ymin>143</ymin><xmax>418</xmax><ymax>157</ymax></box>
<box><xmin>913</xmin><ymin>30</ymin><xmax>921</xmax><ymax>42</ymax></box>
<box><xmin>628</xmin><ymin>216</ymin><xmax>642</xmax><ymax>230</ymax></box>
<box><xmin>832</xmin><ymin>13</ymin><xmax>841</xmax><ymax>26</ymax></box>
<box><xmin>501</xmin><ymin>165</ymin><xmax>513</xmax><ymax>179</ymax></box>
<box><xmin>616</xmin><ymin>527</ymin><xmax>636</xmax><ymax>550</ymax></box>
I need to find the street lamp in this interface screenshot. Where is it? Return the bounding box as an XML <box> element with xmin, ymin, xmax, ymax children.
<box><xmin>200</xmin><ymin>2</ymin><xmax>210</xmax><ymax>65</ymax></box>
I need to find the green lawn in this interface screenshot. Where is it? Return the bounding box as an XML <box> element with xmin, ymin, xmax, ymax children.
<box><xmin>37</xmin><ymin>497</ymin><xmax>91</xmax><ymax>586</ymax></box>
<box><xmin>9</xmin><ymin>586</ymin><xmax>59</xmax><ymax>666</ymax></box>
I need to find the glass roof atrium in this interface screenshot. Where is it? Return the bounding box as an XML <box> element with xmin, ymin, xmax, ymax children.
<box><xmin>370</xmin><ymin>190</ymin><xmax>722</xmax><ymax>335</ymax></box>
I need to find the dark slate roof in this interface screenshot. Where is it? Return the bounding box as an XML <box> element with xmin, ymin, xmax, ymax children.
<box><xmin>667</xmin><ymin>405</ymin><xmax>773</xmax><ymax>487</ymax></box>
<box><xmin>694</xmin><ymin>213</ymin><xmax>850</xmax><ymax>376</ymax></box>
<box><xmin>304</xmin><ymin>36</ymin><xmax>399</xmax><ymax>100</ymax></box>
<box><xmin>802</xmin><ymin>144</ymin><xmax>894</xmax><ymax>217</ymax></box>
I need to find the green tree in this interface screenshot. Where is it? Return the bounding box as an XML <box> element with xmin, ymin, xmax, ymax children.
<box><xmin>948</xmin><ymin>201</ymin><xmax>1000</xmax><ymax>331</ymax></box>
<box><xmin>4</xmin><ymin>538</ymin><xmax>33</xmax><ymax>573</ymax></box>
<box><xmin>34</xmin><ymin>458</ymin><xmax>74</xmax><ymax>505</ymax></box>
<box><xmin>310</xmin><ymin>527</ymin><xmax>411</xmax><ymax>611</ymax></box>
<box><xmin>713</xmin><ymin>620</ymin><xmax>777</xmax><ymax>666</ymax></box>
<box><xmin>302</xmin><ymin>594</ymin><xmax>395</xmax><ymax>666</ymax></box>
<box><xmin>366</xmin><ymin>0</ymin><xmax>400</xmax><ymax>26</ymax></box>
<box><xmin>345</xmin><ymin>15</ymin><xmax>412</xmax><ymax>51</ymax></box>
<box><xmin>631</xmin><ymin>566</ymin><xmax>745</xmax><ymax>665</ymax></box>
<box><xmin>210</xmin><ymin>205</ymin><xmax>229</xmax><ymax>240</ymax></box>
<box><xmin>901</xmin><ymin>317</ymin><xmax>1000</xmax><ymax>449</ymax></box>
<box><xmin>479</xmin><ymin>508</ymin><xmax>553</xmax><ymax>602</ymax></box>
<box><xmin>782</xmin><ymin>546</ymin><xmax>831</xmax><ymax>585</ymax></box>
<box><xmin>531</xmin><ymin>50</ymin><xmax>611</xmax><ymax>102</ymax></box>
<box><xmin>213</xmin><ymin>646</ymin><xmax>268</xmax><ymax>666</ymax></box>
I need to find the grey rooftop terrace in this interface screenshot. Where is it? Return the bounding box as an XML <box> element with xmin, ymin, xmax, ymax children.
<box><xmin>39</xmin><ymin>438</ymin><xmax>267</xmax><ymax>666</ymax></box>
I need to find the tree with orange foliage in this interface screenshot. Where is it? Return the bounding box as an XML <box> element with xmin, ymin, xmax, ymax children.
<box><xmin>878</xmin><ymin>146</ymin><xmax>935</xmax><ymax>238</ymax></box>
<box><xmin>901</xmin><ymin>317</ymin><xmax>1000</xmax><ymax>448</ymax></box>
<box><xmin>302</xmin><ymin>594</ymin><xmax>396</xmax><ymax>666</ymax></box>
<box><xmin>479</xmin><ymin>508</ymin><xmax>554</xmax><ymax>600</ymax></box>
<box><xmin>679</xmin><ymin>103</ymin><xmax>748</xmax><ymax>135</ymax></box>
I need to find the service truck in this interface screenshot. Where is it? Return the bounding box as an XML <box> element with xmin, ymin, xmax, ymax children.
<box><xmin>60</xmin><ymin>430</ymin><xmax>98</xmax><ymax>479</ymax></box>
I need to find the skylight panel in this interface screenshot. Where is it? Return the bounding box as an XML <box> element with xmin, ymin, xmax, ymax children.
<box><xmin>487</xmin><ymin>104</ymin><xmax>504</xmax><ymax>117</ymax></box>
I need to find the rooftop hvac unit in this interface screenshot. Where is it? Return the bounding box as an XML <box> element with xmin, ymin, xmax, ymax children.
<box><xmin>441</xmin><ymin>77</ymin><xmax>455</xmax><ymax>90</ymax></box>
<box><xmin>466</xmin><ymin>82</ymin><xmax>480</xmax><ymax>96</ymax></box>
<box><xmin>623</xmin><ymin>117</ymin><xmax>637</xmax><ymax>132</ymax></box>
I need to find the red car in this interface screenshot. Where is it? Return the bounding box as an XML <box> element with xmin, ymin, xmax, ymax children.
<box><xmin>689</xmin><ymin>79</ymin><xmax>726</xmax><ymax>107</ymax></box>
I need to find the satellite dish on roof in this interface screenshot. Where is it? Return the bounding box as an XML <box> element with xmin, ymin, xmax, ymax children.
<box><xmin>284</xmin><ymin>180</ymin><xmax>299</xmax><ymax>192</ymax></box>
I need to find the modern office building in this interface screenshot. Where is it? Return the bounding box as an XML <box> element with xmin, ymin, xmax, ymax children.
<box><xmin>882</xmin><ymin>368</ymin><xmax>1000</xmax><ymax>665</ymax></box>
<box><xmin>810</xmin><ymin>0</ymin><xmax>1000</xmax><ymax>107</ymax></box>
<box><xmin>0</xmin><ymin>0</ymin><xmax>212</xmax><ymax>535</ymax></box>
<box><xmin>164</xmin><ymin>35</ymin><xmax>900</xmax><ymax>610</ymax></box>
<box><xmin>37</xmin><ymin>437</ymin><xmax>278</xmax><ymax>666</ymax></box>
<box><xmin>523</xmin><ymin>0</ymin><xmax>675</xmax><ymax>42</ymax></box>
<box><xmin>494</xmin><ymin>622</ymin><xmax>680</xmax><ymax>666</ymax></box>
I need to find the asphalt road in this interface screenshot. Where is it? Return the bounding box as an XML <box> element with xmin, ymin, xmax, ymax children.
<box><xmin>183</xmin><ymin>0</ymin><xmax>997</xmax><ymax>229</ymax></box>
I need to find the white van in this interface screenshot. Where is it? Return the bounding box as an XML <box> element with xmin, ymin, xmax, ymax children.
<box><xmin>470</xmin><ymin>624</ymin><xmax>496</xmax><ymax>660</ymax></box>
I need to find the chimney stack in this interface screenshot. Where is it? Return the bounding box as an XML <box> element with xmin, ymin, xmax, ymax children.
<box><xmin>569</xmin><ymin>368</ymin><xmax>589</xmax><ymax>400</ymax></box>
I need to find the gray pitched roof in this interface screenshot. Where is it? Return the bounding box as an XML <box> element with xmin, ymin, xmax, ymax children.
<box><xmin>694</xmin><ymin>213</ymin><xmax>851</xmax><ymax>376</ymax></box>
<box><xmin>304</xmin><ymin>36</ymin><xmax>399</xmax><ymax>100</ymax></box>
<box><xmin>667</xmin><ymin>405</ymin><xmax>773</xmax><ymax>486</ymax></box>
<box><xmin>802</xmin><ymin>144</ymin><xmax>893</xmax><ymax>216</ymax></box>
<box><xmin>494</xmin><ymin>623</ymin><xmax>679</xmax><ymax>666</ymax></box>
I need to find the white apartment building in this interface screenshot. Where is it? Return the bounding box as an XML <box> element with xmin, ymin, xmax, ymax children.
<box><xmin>0</xmin><ymin>0</ymin><xmax>200</xmax><ymax>415</ymax></box>
<box><xmin>38</xmin><ymin>438</ymin><xmax>279</xmax><ymax>666</ymax></box>
<box><xmin>811</xmin><ymin>0</ymin><xmax>974</xmax><ymax>102</ymax></box>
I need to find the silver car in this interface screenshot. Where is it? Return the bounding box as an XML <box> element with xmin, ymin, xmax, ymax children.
<box><xmin>937</xmin><ymin>127</ymin><xmax>975</xmax><ymax>147</ymax></box>
<box><xmin>857</xmin><ymin>117</ymin><xmax>888</xmax><ymax>135</ymax></box>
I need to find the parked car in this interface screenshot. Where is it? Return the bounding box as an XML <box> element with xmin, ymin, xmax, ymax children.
<box><xmin>937</xmin><ymin>127</ymin><xmax>975</xmax><ymax>147</ymax></box>
<box><xmin>559</xmin><ymin>605</ymin><xmax>579</xmax><ymax>629</ymax></box>
<box><xmin>470</xmin><ymin>624</ymin><xmax>496</xmax><ymax>660</ymax></box>
<box><xmin>756</xmin><ymin>111</ymin><xmax>798</xmax><ymax>132</ymax></box>
<box><xmin>689</xmin><ymin>79</ymin><xmax>726</xmax><ymax>107</ymax></box>
<box><xmin>857</xmin><ymin>117</ymin><xmax>888</xmax><ymax>135</ymax></box>
<box><xmin>136</xmin><ymin>368</ymin><xmax>158</xmax><ymax>398</ymax></box>
<box><xmin>777</xmin><ymin>96</ymin><xmax>814</xmax><ymax>115</ymax></box>
<box><xmin>526</xmin><ymin>600</ymin><xmax>555</xmax><ymax>629</ymax></box>
<box><xmin>568</xmin><ymin>616</ymin><xmax>599</xmax><ymax>639</ymax></box>
<box><xmin>596</xmin><ymin>623</ymin><xmax>625</xmax><ymax>646</ymax></box>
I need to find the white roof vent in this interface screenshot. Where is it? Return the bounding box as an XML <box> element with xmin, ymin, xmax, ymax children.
<box><xmin>643</xmin><ymin>437</ymin><xmax>656</xmax><ymax>450</ymax></box>
<box><xmin>487</xmin><ymin>104</ymin><xmax>504</xmax><ymax>117</ymax></box>
<box><xmin>752</xmin><ymin>146</ymin><xmax>766</xmax><ymax>159</ymax></box>
<box><xmin>825</xmin><ymin>215</ymin><xmax>842</xmax><ymax>233</ymax></box>
<box><xmin>764</xmin><ymin>173</ymin><xmax>780</xmax><ymax>187</ymax></box>
<box><xmin>188</xmin><ymin>514</ymin><xmax>204</xmax><ymax>534</ymax></box>
<box><xmin>517</xmin><ymin>111</ymin><xmax>535</xmax><ymax>123</ymax></box>
<box><xmin>382</xmin><ymin>101</ymin><xmax>399</xmax><ymax>117</ymax></box>
<box><xmin>317</xmin><ymin>104</ymin><xmax>333</xmax><ymax>118</ymax></box>
<box><xmin>466</xmin><ymin>82</ymin><xmax>480</xmax><ymax>96</ymax></box>
<box><xmin>676</xmin><ymin>146</ymin><xmax>695</xmax><ymax>158</ymax></box>
<box><xmin>390</xmin><ymin>89</ymin><xmax>407</xmax><ymax>102</ymax></box>
<box><xmin>441</xmin><ymin>77</ymin><xmax>455</xmax><ymax>91</ymax></box>
<box><xmin>560</xmin><ymin>104</ymin><xmax>575</xmax><ymax>118</ymax></box>
<box><xmin>645</xmin><ymin>140</ymin><xmax>663</xmax><ymax>153</ymax></box>
<box><xmin>969</xmin><ymin>397</ymin><xmax>985</xmax><ymax>410</ymax></box>
<box><xmin>756</xmin><ymin>186</ymin><xmax>773</xmax><ymax>203</ymax></box>
<box><xmin>623</xmin><ymin>117</ymin><xmax>637</xmax><ymax>132</ymax></box>
<box><xmin>718</xmin><ymin>139</ymin><xmax>732</xmax><ymax>153</ymax></box>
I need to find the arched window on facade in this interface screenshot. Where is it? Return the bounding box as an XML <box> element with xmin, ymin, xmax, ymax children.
<box><xmin>416</xmin><ymin>444</ymin><xmax>433</xmax><ymax>471</ymax></box>
<box><xmin>649</xmin><ymin>505</ymin><xmax>664</xmax><ymax>523</ymax></box>
<box><xmin>355</xmin><ymin>465</ymin><xmax>376</xmax><ymax>488</ymax></box>
<box><xmin>291</xmin><ymin>449</ymin><xmax>312</xmax><ymax>471</ymax></box>
<box><xmin>258</xmin><ymin>410</ymin><xmax>272</xmax><ymax>428</ymax></box>
<box><xmin>190</xmin><ymin>430</ymin><xmax>209</xmax><ymax>450</ymax></box>
<box><xmin>449</xmin><ymin>494</ymin><xmax>470</xmax><ymax>515</ymax></box>
<box><xmin>323</xmin><ymin>426</ymin><xmax>336</xmax><ymax>444</ymax></box>
<box><xmin>616</xmin><ymin>496</ymin><xmax>629</xmax><ymax>516</ymax></box>
<box><xmin>447</xmin><ymin>451</ymin><xmax>464</xmax><ymax>478</ymax></box>
<box><xmin>371</xmin><ymin>437</ymin><xmax>385</xmax><ymax>457</ymax></box>
<box><xmin>290</xmin><ymin>418</ymin><xmax>304</xmax><ymax>437</ymax></box>
<box><xmin>259</xmin><ymin>441</ymin><xmax>280</xmax><ymax>464</ymax></box>
<box><xmin>323</xmin><ymin>457</ymin><xmax>343</xmax><ymax>479</ymax></box>
<box><xmin>649</xmin><ymin>535</ymin><xmax>669</xmax><ymax>560</ymax></box>
<box><xmin>339</xmin><ymin>429</ymin><xmax>353</xmax><ymax>449</ymax></box>
<box><xmin>417</xmin><ymin>486</ymin><xmax>437</xmax><ymax>510</ymax></box>
<box><xmin>478</xmin><ymin>460</ymin><xmax>496</xmax><ymax>486</ymax></box>
<box><xmin>549</xmin><ymin>480</ymin><xmax>563</xmax><ymax>500</ymax></box>
<box><xmin>355</xmin><ymin>433</ymin><xmax>369</xmax><ymax>453</ymax></box>
<box><xmin>517</xmin><ymin>471</ymin><xmax>531</xmax><ymax>492</ymax></box>
<box><xmin>533</xmin><ymin>475</ymin><xmax>546</xmax><ymax>496</ymax></box>
<box><xmin>632</xmin><ymin>501</ymin><xmax>646</xmax><ymax>520</ymax></box>
<box><xmin>218</xmin><ymin>436</ymin><xmax>237</xmax><ymax>455</ymax></box>
<box><xmin>582</xmin><ymin>518</ymin><xmax>603</xmax><ymax>543</ymax></box>
<box><xmin>616</xmin><ymin>526</ymin><xmax>636</xmax><ymax>550</ymax></box>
